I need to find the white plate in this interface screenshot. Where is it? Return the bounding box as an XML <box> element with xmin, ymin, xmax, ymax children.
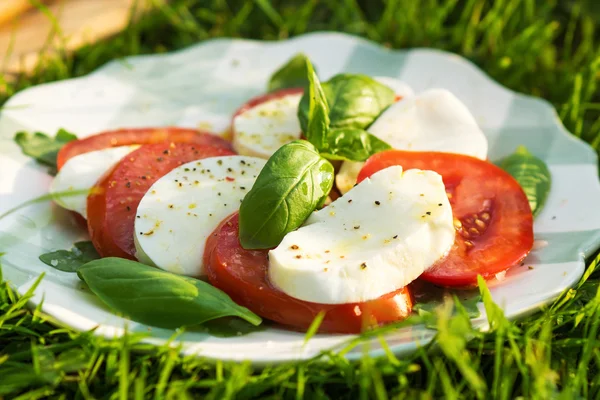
<box><xmin>1</xmin><ymin>32</ymin><xmax>600</xmax><ymax>364</ymax></box>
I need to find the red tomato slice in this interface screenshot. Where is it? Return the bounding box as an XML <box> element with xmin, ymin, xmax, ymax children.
<box><xmin>57</xmin><ymin>127</ymin><xmax>232</xmax><ymax>170</ymax></box>
<box><xmin>87</xmin><ymin>142</ymin><xmax>235</xmax><ymax>259</ymax></box>
<box><xmin>204</xmin><ymin>213</ymin><xmax>413</xmax><ymax>334</ymax></box>
<box><xmin>232</xmin><ymin>88</ymin><xmax>305</xmax><ymax>120</ymax></box>
<box><xmin>357</xmin><ymin>150</ymin><xmax>534</xmax><ymax>287</ymax></box>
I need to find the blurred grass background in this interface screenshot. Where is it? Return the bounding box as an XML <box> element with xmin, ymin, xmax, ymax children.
<box><xmin>1</xmin><ymin>0</ymin><xmax>600</xmax><ymax>398</ymax></box>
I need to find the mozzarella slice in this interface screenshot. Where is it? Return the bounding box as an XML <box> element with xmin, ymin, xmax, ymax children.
<box><xmin>134</xmin><ymin>155</ymin><xmax>266</xmax><ymax>277</ymax></box>
<box><xmin>373</xmin><ymin>76</ymin><xmax>415</xmax><ymax>98</ymax></box>
<box><xmin>49</xmin><ymin>145</ymin><xmax>138</xmax><ymax>218</ymax></box>
<box><xmin>368</xmin><ymin>88</ymin><xmax>488</xmax><ymax>159</ymax></box>
<box><xmin>232</xmin><ymin>93</ymin><xmax>303</xmax><ymax>159</ymax></box>
<box><xmin>335</xmin><ymin>78</ymin><xmax>413</xmax><ymax>195</ymax></box>
<box><xmin>269</xmin><ymin>166</ymin><xmax>454</xmax><ymax>304</ymax></box>
<box><xmin>336</xmin><ymin>88</ymin><xmax>488</xmax><ymax>195</ymax></box>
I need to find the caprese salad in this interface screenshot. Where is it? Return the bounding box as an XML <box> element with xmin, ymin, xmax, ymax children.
<box><xmin>14</xmin><ymin>54</ymin><xmax>550</xmax><ymax>334</ymax></box>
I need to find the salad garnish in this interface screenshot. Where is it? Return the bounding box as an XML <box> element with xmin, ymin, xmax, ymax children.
<box><xmin>412</xmin><ymin>280</ymin><xmax>482</xmax><ymax>322</ymax></box>
<box><xmin>78</xmin><ymin>258</ymin><xmax>262</xmax><ymax>329</ymax></box>
<box><xmin>498</xmin><ymin>145</ymin><xmax>551</xmax><ymax>217</ymax></box>
<box><xmin>304</xmin><ymin>57</ymin><xmax>330</xmax><ymax>151</ymax></box>
<box><xmin>298</xmin><ymin>72</ymin><xmax>396</xmax><ymax>132</ymax></box>
<box><xmin>39</xmin><ymin>241</ymin><xmax>100</xmax><ymax>273</ymax></box>
<box><xmin>14</xmin><ymin>128</ymin><xmax>77</xmax><ymax>175</ymax></box>
<box><xmin>239</xmin><ymin>140</ymin><xmax>334</xmax><ymax>249</ymax></box>
<box><xmin>300</xmin><ymin>58</ymin><xmax>393</xmax><ymax>162</ymax></box>
<box><xmin>321</xmin><ymin>128</ymin><xmax>391</xmax><ymax>162</ymax></box>
<box><xmin>267</xmin><ymin>53</ymin><xmax>312</xmax><ymax>92</ymax></box>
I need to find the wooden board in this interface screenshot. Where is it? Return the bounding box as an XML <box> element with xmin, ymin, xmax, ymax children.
<box><xmin>0</xmin><ymin>0</ymin><xmax>149</xmax><ymax>76</ymax></box>
<box><xmin>0</xmin><ymin>0</ymin><xmax>36</xmax><ymax>27</ymax></box>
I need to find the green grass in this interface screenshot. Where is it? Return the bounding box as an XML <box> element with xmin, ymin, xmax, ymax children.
<box><xmin>1</xmin><ymin>0</ymin><xmax>600</xmax><ymax>398</ymax></box>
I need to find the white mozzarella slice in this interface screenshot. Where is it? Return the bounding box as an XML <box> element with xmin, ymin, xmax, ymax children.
<box><xmin>334</xmin><ymin>78</ymin><xmax>413</xmax><ymax>195</ymax></box>
<box><xmin>373</xmin><ymin>76</ymin><xmax>415</xmax><ymax>98</ymax></box>
<box><xmin>232</xmin><ymin>93</ymin><xmax>303</xmax><ymax>159</ymax></box>
<box><xmin>134</xmin><ymin>155</ymin><xmax>266</xmax><ymax>277</ymax></box>
<box><xmin>368</xmin><ymin>88</ymin><xmax>488</xmax><ymax>159</ymax></box>
<box><xmin>269</xmin><ymin>166</ymin><xmax>455</xmax><ymax>305</ymax></box>
<box><xmin>336</xmin><ymin>88</ymin><xmax>488</xmax><ymax>194</ymax></box>
<box><xmin>49</xmin><ymin>145</ymin><xmax>138</xmax><ymax>218</ymax></box>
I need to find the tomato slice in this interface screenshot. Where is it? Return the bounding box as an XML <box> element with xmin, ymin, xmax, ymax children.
<box><xmin>358</xmin><ymin>150</ymin><xmax>533</xmax><ymax>287</ymax></box>
<box><xmin>87</xmin><ymin>142</ymin><xmax>235</xmax><ymax>259</ymax></box>
<box><xmin>232</xmin><ymin>88</ymin><xmax>305</xmax><ymax>119</ymax></box>
<box><xmin>57</xmin><ymin>127</ymin><xmax>233</xmax><ymax>170</ymax></box>
<box><xmin>204</xmin><ymin>213</ymin><xmax>413</xmax><ymax>334</ymax></box>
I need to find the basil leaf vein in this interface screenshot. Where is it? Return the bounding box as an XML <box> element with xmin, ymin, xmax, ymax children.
<box><xmin>268</xmin><ymin>53</ymin><xmax>312</xmax><ymax>92</ymax></box>
<box><xmin>498</xmin><ymin>145</ymin><xmax>551</xmax><ymax>217</ymax></box>
<box><xmin>39</xmin><ymin>241</ymin><xmax>100</xmax><ymax>273</ymax></box>
<box><xmin>77</xmin><ymin>258</ymin><xmax>262</xmax><ymax>329</ymax></box>
<box><xmin>239</xmin><ymin>140</ymin><xmax>334</xmax><ymax>249</ymax></box>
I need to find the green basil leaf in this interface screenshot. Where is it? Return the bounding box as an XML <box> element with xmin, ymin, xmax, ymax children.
<box><xmin>412</xmin><ymin>281</ymin><xmax>481</xmax><ymax>328</ymax></box>
<box><xmin>239</xmin><ymin>140</ymin><xmax>334</xmax><ymax>249</ymax></box>
<box><xmin>14</xmin><ymin>129</ymin><xmax>77</xmax><ymax>175</ymax></box>
<box><xmin>194</xmin><ymin>317</ymin><xmax>266</xmax><ymax>337</ymax></box>
<box><xmin>303</xmin><ymin>58</ymin><xmax>330</xmax><ymax>150</ymax></box>
<box><xmin>320</xmin><ymin>128</ymin><xmax>392</xmax><ymax>162</ymax></box>
<box><xmin>298</xmin><ymin>73</ymin><xmax>395</xmax><ymax>132</ymax></box>
<box><xmin>414</xmin><ymin>294</ymin><xmax>482</xmax><ymax>320</ymax></box>
<box><xmin>39</xmin><ymin>241</ymin><xmax>100</xmax><ymax>273</ymax></box>
<box><xmin>77</xmin><ymin>258</ymin><xmax>262</xmax><ymax>328</ymax></box>
<box><xmin>498</xmin><ymin>146</ymin><xmax>551</xmax><ymax>217</ymax></box>
<box><xmin>412</xmin><ymin>280</ymin><xmax>481</xmax><ymax>318</ymax></box>
<box><xmin>268</xmin><ymin>53</ymin><xmax>312</xmax><ymax>92</ymax></box>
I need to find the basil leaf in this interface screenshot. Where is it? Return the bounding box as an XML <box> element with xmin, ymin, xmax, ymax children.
<box><xmin>77</xmin><ymin>258</ymin><xmax>262</xmax><ymax>328</ymax></box>
<box><xmin>498</xmin><ymin>146</ymin><xmax>551</xmax><ymax>217</ymax></box>
<box><xmin>320</xmin><ymin>128</ymin><xmax>392</xmax><ymax>162</ymax></box>
<box><xmin>299</xmin><ymin>64</ymin><xmax>393</xmax><ymax>160</ymax></box>
<box><xmin>14</xmin><ymin>129</ymin><xmax>77</xmax><ymax>174</ymax></box>
<box><xmin>194</xmin><ymin>317</ymin><xmax>266</xmax><ymax>337</ymax></box>
<box><xmin>298</xmin><ymin>73</ymin><xmax>395</xmax><ymax>132</ymax></box>
<box><xmin>412</xmin><ymin>280</ymin><xmax>481</xmax><ymax>318</ymax></box>
<box><xmin>239</xmin><ymin>140</ymin><xmax>334</xmax><ymax>249</ymax></box>
<box><xmin>414</xmin><ymin>293</ymin><xmax>482</xmax><ymax>320</ymax></box>
<box><xmin>39</xmin><ymin>241</ymin><xmax>100</xmax><ymax>273</ymax></box>
<box><xmin>268</xmin><ymin>53</ymin><xmax>312</xmax><ymax>92</ymax></box>
<box><xmin>412</xmin><ymin>281</ymin><xmax>481</xmax><ymax>329</ymax></box>
<box><xmin>303</xmin><ymin>58</ymin><xmax>330</xmax><ymax>150</ymax></box>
